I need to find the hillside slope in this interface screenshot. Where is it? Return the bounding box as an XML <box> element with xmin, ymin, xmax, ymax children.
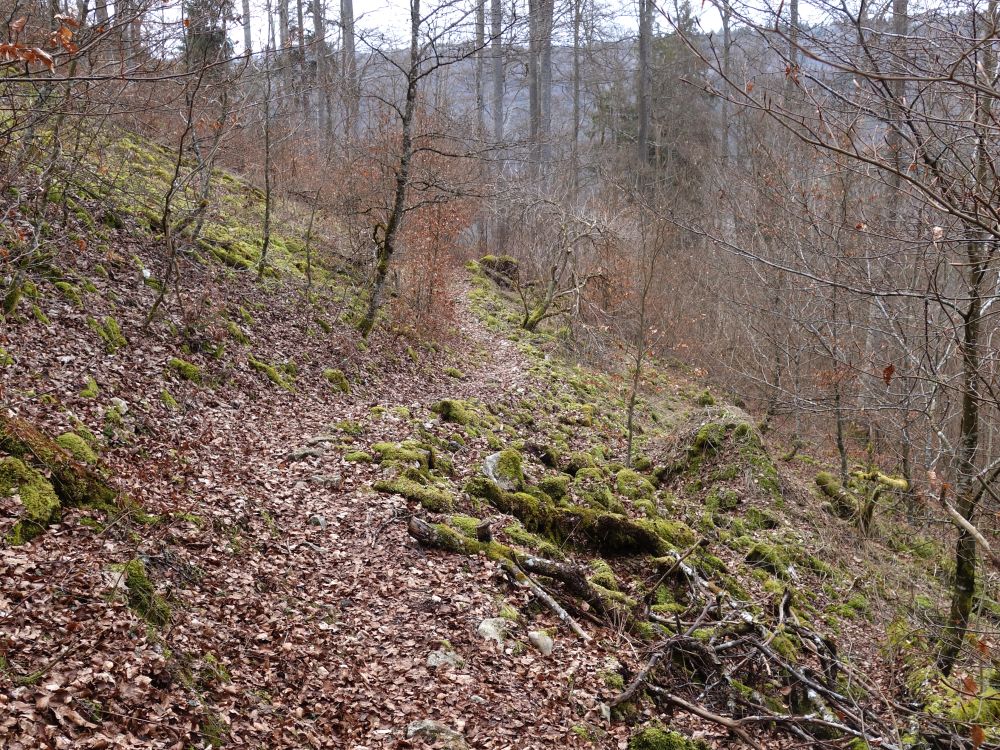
<box><xmin>0</xmin><ymin>138</ymin><xmax>984</xmax><ymax>750</ymax></box>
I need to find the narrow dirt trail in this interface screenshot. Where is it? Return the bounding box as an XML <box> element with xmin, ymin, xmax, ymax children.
<box><xmin>179</xmin><ymin>297</ymin><xmax>615</xmax><ymax>748</ymax></box>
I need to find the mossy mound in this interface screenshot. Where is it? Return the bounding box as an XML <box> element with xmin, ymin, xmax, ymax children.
<box><xmin>656</xmin><ymin>410</ymin><xmax>781</xmax><ymax>506</ymax></box>
<box><xmin>248</xmin><ymin>356</ymin><xmax>293</xmax><ymax>390</ymax></box>
<box><xmin>56</xmin><ymin>432</ymin><xmax>98</xmax><ymax>464</ymax></box>
<box><xmin>617</xmin><ymin>468</ymin><xmax>655</xmax><ymax>501</ymax></box>
<box><xmin>87</xmin><ymin>316</ymin><xmax>127</xmax><ymax>353</ymax></box>
<box><xmin>323</xmin><ymin>368</ymin><xmax>350</xmax><ymax>394</ymax></box>
<box><xmin>1</xmin><ymin>457</ymin><xmax>61</xmax><ymax>545</ymax></box>
<box><xmin>432</xmin><ymin>399</ymin><xmax>476</xmax><ymax>425</ymax></box>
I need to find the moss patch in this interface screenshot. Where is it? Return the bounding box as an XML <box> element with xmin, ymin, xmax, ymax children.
<box><xmin>1</xmin><ymin>457</ymin><xmax>61</xmax><ymax>545</ymax></box>
<box><xmin>373</xmin><ymin>477</ymin><xmax>453</xmax><ymax>512</ymax></box>
<box><xmin>55</xmin><ymin>433</ymin><xmax>98</xmax><ymax>464</ymax></box>
<box><xmin>80</xmin><ymin>376</ymin><xmax>99</xmax><ymax>398</ymax></box>
<box><xmin>87</xmin><ymin>316</ymin><xmax>127</xmax><ymax>353</ymax></box>
<box><xmin>323</xmin><ymin>368</ymin><xmax>350</xmax><ymax>394</ymax></box>
<box><xmin>168</xmin><ymin>358</ymin><xmax>201</xmax><ymax>383</ymax></box>
<box><xmin>116</xmin><ymin>559</ymin><xmax>171</xmax><ymax>627</ymax></box>
<box><xmin>432</xmin><ymin>399</ymin><xmax>476</xmax><ymax>425</ymax></box>
<box><xmin>248</xmin><ymin>356</ymin><xmax>293</xmax><ymax>390</ymax></box>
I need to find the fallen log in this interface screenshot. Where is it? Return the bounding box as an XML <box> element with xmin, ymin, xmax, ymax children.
<box><xmin>0</xmin><ymin>412</ymin><xmax>119</xmax><ymax>508</ymax></box>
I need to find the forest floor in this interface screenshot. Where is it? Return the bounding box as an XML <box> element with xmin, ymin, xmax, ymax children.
<box><xmin>0</xmin><ymin>134</ymin><xmax>981</xmax><ymax>750</ymax></box>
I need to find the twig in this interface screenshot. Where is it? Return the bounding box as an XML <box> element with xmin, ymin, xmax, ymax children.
<box><xmin>498</xmin><ymin>559</ymin><xmax>591</xmax><ymax>641</ymax></box>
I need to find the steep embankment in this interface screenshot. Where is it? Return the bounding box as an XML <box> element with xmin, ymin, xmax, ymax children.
<box><xmin>0</xmin><ymin>132</ymin><xmax>981</xmax><ymax>749</ymax></box>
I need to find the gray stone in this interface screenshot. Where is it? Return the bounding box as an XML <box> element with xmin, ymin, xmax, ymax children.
<box><xmin>288</xmin><ymin>446</ymin><xmax>325</xmax><ymax>461</ymax></box>
<box><xmin>110</xmin><ymin>397</ymin><xmax>129</xmax><ymax>415</ymax></box>
<box><xmin>483</xmin><ymin>452</ymin><xmax>518</xmax><ymax>491</ymax></box>
<box><xmin>307</xmin><ymin>514</ymin><xmax>327</xmax><ymax>529</ymax></box>
<box><xmin>308</xmin><ymin>473</ymin><xmax>343</xmax><ymax>489</ymax></box>
<box><xmin>477</xmin><ymin>617</ymin><xmax>510</xmax><ymax>645</ymax></box>
<box><xmin>426</xmin><ymin>649</ymin><xmax>464</xmax><ymax>669</ymax></box>
<box><xmin>528</xmin><ymin>630</ymin><xmax>554</xmax><ymax>655</ymax></box>
<box><xmin>405</xmin><ymin>720</ymin><xmax>467</xmax><ymax>749</ymax></box>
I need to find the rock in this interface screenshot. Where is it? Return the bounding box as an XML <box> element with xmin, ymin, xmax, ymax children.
<box><xmin>306</xmin><ymin>434</ymin><xmax>340</xmax><ymax>446</ymax></box>
<box><xmin>308</xmin><ymin>473</ymin><xmax>343</xmax><ymax>489</ymax></box>
<box><xmin>308</xmin><ymin>514</ymin><xmax>327</xmax><ymax>529</ymax></box>
<box><xmin>405</xmin><ymin>720</ymin><xmax>467</xmax><ymax>749</ymax></box>
<box><xmin>477</xmin><ymin>617</ymin><xmax>511</xmax><ymax>645</ymax></box>
<box><xmin>288</xmin><ymin>446</ymin><xmax>324</xmax><ymax>461</ymax></box>
<box><xmin>483</xmin><ymin>451</ymin><xmax>523</xmax><ymax>491</ymax></box>
<box><xmin>426</xmin><ymin>649</ymin><xmax>464</xmax><ymax>668</ymax></box>
<box><xmin>528</xmin><ymin>630</ymin><xmax>554</xmax><ymax>655</ymax></box>
<box><xmin>110</xmin><ymin>397</ymin><xmax>129</xmax><ymax>415</ymax></box>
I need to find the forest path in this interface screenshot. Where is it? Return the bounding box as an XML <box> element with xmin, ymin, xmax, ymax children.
<box><xmin>203</xmin><ymin>290</ymin><xmax>592</xmax><ymax>748</ymax></box>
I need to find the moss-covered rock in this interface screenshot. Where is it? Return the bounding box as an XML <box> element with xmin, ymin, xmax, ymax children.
<box><xmin>617</xmin><ymin>468</ymin><xmax>655</xmax><ymax>501</ymax></box>
<box><xmin>80</xmin><ymin>376</ymin><xmax>99</xmax><ymax>398</ymax></box>
<box><xmin>343</xmin><ymin>451</ymin><xmax>372</xmax><ymax>463</ymax></box>
<box><xmin>55</xmin><ymin>433</ymin><xmax>98</xmax><ymax>464</ymax></box>
<box><xmin>566</xmin><ymin>451</ymin><xmax>597</xmax><ymax>475</ymax></box>
<box><xmin>54</xmin><ymin>281</ymin><xmax>83</xmax><ymax>307</ymax></box>
<box><xmin>537</xmin><ymin>474</ymin><xmax>570</xmax><ymax>501</ymax></box>
<box><xmin>160</xmin><ymin>389</ymin><xmax>178</xmax><ymax>409</ymax></box>
<box><xmin>432</xmin><ymin>399</ymin><xmax>476</xmax><ymax>425</ymax></box>
<box><xmin>168</xmin><ymin>357</ymin><xmax>201</xmax><ymax>383</ymax></box>
<box><xmin>589</xmin><ymin>559</ymin><xmax>619</xmax><ymax>590</ymax></box>
<box><xmin>372</xmin><ymin>441</ymin><xmax>431</xmax><ymax>469</ymax></box>
<box><xmin>444</xmin><ymin>366</ymin><xmax>464</xmax><ymax>379</ymax></box>
<box><xmin>573</xmin><ymin>469</ymin><xmax>623</xmax><ymax>513</ymax></box>
<box><xmin>1</xmin><ymin>457</ymin><xmax>61</xmax><ymax>545</ymax></box>
<box><xmin>323</xmin><ymin>368</ymin><xmax>350</xmax><ymax>394</ymax></box>
<box><xmin>484</xmin><ymin>449</ymin><xmax>524</xmax><ymax>491</ymax></box>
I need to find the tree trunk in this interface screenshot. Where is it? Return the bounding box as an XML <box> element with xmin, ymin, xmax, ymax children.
<box><xmin>341</xmin><ymin>0</ymin><xmax>358</xmax><ymax>136</ymax></box>
<box><xmin>475</xmin><ymin>0</ymin><xmax>485</xmax><ymax>135</ymax></box>
<box><xmin>637</xmin><ymin>0</ymin><xmax>651</xmax><ymax>167</ymax></box>
<box><xmin>490</xmin><ymin>0</ymin><xmax>503</xmax><ymax>142</ymax></box>
<box><xmin>359</xmin><ymin>0</ymin><xmax>420</xmax><ymax>337</ymax></box>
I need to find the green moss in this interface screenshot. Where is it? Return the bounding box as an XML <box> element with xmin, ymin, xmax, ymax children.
<box><xmin>574</xmin><ymin>469</ymin><xmax>621</xmax><ymax>512</ymax></box>
<box><xmin>323</xmin><ymin>368</ymin><xmax>350</xmax><ymax>393</ymax></box>
<box><xmin>248</xmin><ymin>356</ymin><xmax>293</xmax><ymax>390</ymax></box>
<box><xmin>448</xmin><ymin>514</ymin><xmax>482</xmax><ymax>537</ymax></box>
<box><xmin>746</xmin><ymin>542</ymin><xmax>791</xmax><ymax>578</ymax></box>
<box><xmin>746</xmin><ymin>507</ymin><xmax>780</xmax><ymax>530</ymax></box>
<box><xmin>343</xmin><ymin>451</ymin><xmax>372</xmax><ymax>463</ymax></box>
<box><xmin>373</xmin><ymin>477</ymin><xmax>453</xmax><ymax>512</ymax></box>
<box><xmin>54</xmin><ymin>281</ymin><xmax>83</xmax><ymax>307</ymax></box>
<box><xmin>80</xmin><ymin>376</ymin><xmax>99</xmax><ymax>398</ymax></box>
<box><xmin>0</xmin><ymin>347</ymin><xmax>13</xmax><ymax>367</ymax></box>
<box><xmin>56</xmin><ymin>433</ymin><xmax>98</xmax><ymax>464</ymax></box>
<box><xmin>168</xmin><ymin>358</ymin><xmax>201</xmax><ymax>383</ymax></box>
<box><xmin>639</xmin><ymin>518</ymin><xmax>696</xmax><ymax>549</ymax></box>
<box><xmin>372</xmin><ymin>441</ymin><xmax>430</xmax><ymax>468</ymax></box>
<box><xmin>705</xmin><ymin>487</ymin><xmax>740</xmax><ymax>513</ymax></box>
<box><xmin>432</xmin><ymin>398</ymin><xmax>476</xmax><ymax>425</ymax></box>
<box><xmin>444</xmin><ymin>366</ymin><xmax>464</xmax><ymax>379</ymax></box>
<box><xmin>503</xmin><ymin>522</ymin><xmax>564</xmax><ymax>558</ymax></box>
<box><xmin>116</xmin><ymin>559</ymin><xmax>170</xmax><ymax>627</ymax></box>
<box><xmin>566</xmin><ymin>451</ymin><xmax>597</xmax><ymax>475</ymax></box>
<box><xmin>160</xmin><ymin>389</ymin><xmax>178</xmax><ymax>409</ymax></box>
<box><xmin>589</xmin><ymin>559</ymin><xmax>619</xmax><ymax>590</ymax></box>
<box><xmin>32</xmin><ymin>305</ymin><xmax>50</xmax><ymax>325</ymax></box>
<box><xmin>87</xmin><ymin>316</ymin><xmax>127</xmax><ymax>353</ymax></box>
<box><xmin>771</xmin><ymin>631</ymin><xmax>800</xmax><ymax>660</ymax></box>
<box><xmin>492</xmin><ymin>449</ymin><xmax>524</xmax><ymax>489</ymax></box>
<box><xmin>225</xmin><ymin>320</ymin><xmax>250</xmax><ymax>344</ymax></box>
<box><xmin>617</xmin><ymin>468</ymin><xmax>655</xmax><ymax>501</ymax></box>
<box><xmin>696</xmin><ymin>389</ymin><xmax>716</xmax><ymax>406</ymax></box>
<box><xmin>1</xmin><ymin>457</ymin><xmax>61</xmax><ymax>545</ymax></box>
<box><xmin>601</xmin><ymin>670</ymin><xmax>625</xmax><ymax>691</ymax></box>
<box><xmin>499</xmin><ymin>603</ymin><xmax>520</xmax><ymax>621</ymax></box>
<box><xmin>537</xmin><ymin>474</ymin><xmax>570</xmax><ymax>501</ymax></box>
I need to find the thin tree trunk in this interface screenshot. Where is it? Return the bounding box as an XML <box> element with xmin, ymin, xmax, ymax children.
<box><xmin>341</xmin><ymin>0</ymin><xmax>358</xmax><ymax>136</ymax></box>
<box><xmin>491</xmin><ymin>0</ymin><xmax>503</xmax><ymax>142</ymax></box>
<box><xmin>359</xmin><ymin>0</ymin><xmax>420</xmax><ymax>337</ymax></box>
<box><xmin>475</xmin><ymin>0</ymin><xmax>485</xmax><ymax>135</ymax></box>
<box><xmin>637</xmin><ymin>0</ymin><xmax>651</xmax><ymax>167</ymax></box>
